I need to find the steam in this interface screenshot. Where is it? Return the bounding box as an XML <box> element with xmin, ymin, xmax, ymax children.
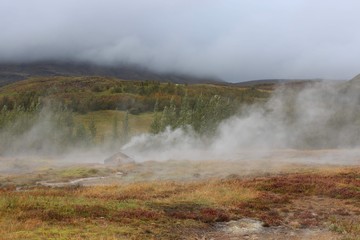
<box><xmin>0</xmin><ymin>108</ymin><xmax>117</xmax><ymax>166</ymax></box>
<box><xmin>1</xmin><ymin>79</ymin><xmax>360</xmax><ymax>169</ymax></box>
<box><xmin>123</xmin><ymin>80</ymin><xmax>360</xmax><ymax>164</ymax></box>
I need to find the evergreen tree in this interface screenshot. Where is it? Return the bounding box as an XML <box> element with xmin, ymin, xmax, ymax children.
<box><xmin>88</xmin><ymin>118</ymin><xmax>97</xmax><ymax>141</ymax></box>
<box><xmin>122</xmin><ymin>110</ymin><xmax>130</xmax><ymax>143</ymax></box>
<box><xmin>0</xmin><ymin>105</ymin><xmax>8</xmax><ymax>129</ymax></box>
<box><xmin>193</xmin><ymin>94</ymin><xmax>205</xmax><ymax>132</ymax></box>
<box><xmin>177</xmin><ymin>93</ymin><xmax>191</xmax><ymax>128</ymax></box>
<box><xmin>112</xmin><ymin>113</ymin><xmax>119</xmax><ymax>140</ymax></box>
<box><xmin>149</xmin><ymin>94</ymin><xmax>236</xmax><ymax>136</ymax></box>
<box><xmin>160</xmin><ymin>106</ymin><xmax>170</xmax><ymax>131</ymax></box>
<box><xmin>75</xmin><ymin>123</ymin><xmax>89</xmax><ymax>144</ymax></box>
<box><xmin>60</xmin><ymin>110</ymin><xmax>75</xmax><ymax>144</ymax></box>
<box><xmin>150</xmin><ymin>100</ymin><xmax>161</xmax><ymax>134</ymax></box>
<box><xmin>168</xmin><ymin>97</ymin><xmax>177</xmax><ymax>129</ymax></box>
<box><xmin>203</xmin><ymin>95</ymin><xmax>221</xmax><ymax>134</ymax></box>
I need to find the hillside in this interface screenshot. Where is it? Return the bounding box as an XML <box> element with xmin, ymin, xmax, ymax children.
<box><xmin>0</xmin><ymin>76</ymin><xmax>271</xmax><ymax>152</ymax></box>
<box><xmin>234</xmin><ymin>78</ymin><xmax>334</xmax><ymax>90</ymax></box>
<box><xmin>0</xmin><ymin>61</ymin><xmax>225</xmax><ymax>86</ymax></box>
<box><xmin>0</xmin><ymin>62</ymin><xmax>333</xmax><ymax>90</ymax></box>
<box><xmin>0</xmin><ymin>76</ymin><xmax>269</xmax><ymax>114</ymax></box>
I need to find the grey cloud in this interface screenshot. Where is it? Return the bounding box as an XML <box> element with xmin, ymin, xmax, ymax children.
<box><xmin>1</xmin><ymin>0</ymin><xmax>360</xmax><ymax>81</ymax></box>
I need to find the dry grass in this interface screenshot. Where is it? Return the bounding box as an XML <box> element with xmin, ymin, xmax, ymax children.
<box><xmin>0</xmin><ymin>167</ymin><xmax>359</xmax><ymax>239</ymax></box>
<box><xmin>75</xmin><ymin>110</ymin><xmax>153</xmax><ymax>138</ymax></box>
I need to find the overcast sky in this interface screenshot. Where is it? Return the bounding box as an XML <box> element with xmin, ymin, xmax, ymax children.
<box><xmin>1</xmin><ymin>0</ymin><xmax>360</xmax><ymax>81</ymax></box>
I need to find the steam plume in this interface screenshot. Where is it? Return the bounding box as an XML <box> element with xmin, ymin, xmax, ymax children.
<box><xmin>123</xmin><ymin>80</ymin><xmax>360</xmax><ymax>164</ymax></box>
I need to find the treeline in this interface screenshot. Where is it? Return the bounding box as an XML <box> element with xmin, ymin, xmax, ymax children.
<box><xmin>0</xmin><ymin>78</ymin><xmax>270</xmax><ymax>115</ymax></box>
<box><xmin>0</xmin><ymin>78</ymin><xmax>271</xmax><ymax>153</ymax></box>
<box><xmin>150</xmin><ymin>94</ymin><xmax>238</xmax><ymax>135</ymax></box>
<box><xmin>0</xmin><ymin>102</ymin><xmax>131</xmax><ymax>154</ymax></box>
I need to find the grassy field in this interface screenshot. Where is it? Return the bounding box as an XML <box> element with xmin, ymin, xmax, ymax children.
<box><xmin>0</xmin><ymin>165</ymin><xmax>359</xmax><ymax>239</ymax></box>
<box><xmin>74</xmin><ymin>110</ymin><xmax>154</xmax><ymax>139</ymax></box>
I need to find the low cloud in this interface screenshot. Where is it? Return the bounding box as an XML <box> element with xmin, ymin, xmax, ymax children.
<box><xmin>1</xmin><ymin>0</ymin><xmax>360</xmax><ymax>81</ymax></box>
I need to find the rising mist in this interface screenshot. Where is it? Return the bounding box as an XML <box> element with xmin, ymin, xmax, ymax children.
<box><xmin>1</xmin><ymin>77</ymin><xmax>360</xmax><ymax>168</ymax></box>
<box><xmin>123</xmin><ymin>78</ymin><xmax>360</xmax><ymax>164</ymax></box>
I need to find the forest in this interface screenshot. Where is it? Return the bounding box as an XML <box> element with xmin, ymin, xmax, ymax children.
<box><xmin>0</xmin><ymin>77</ymin><xmax>270</xmax><ymax>153</ymax></box>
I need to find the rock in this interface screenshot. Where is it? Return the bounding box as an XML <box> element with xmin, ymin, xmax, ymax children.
<box><xmin>104</xmin><ymin>152</ymin><xmax>135</xmax><ymax>166</ymax></box>
<box><xmin>217</xmin><ymin>218</ymin><xmax>264</xmax><ymax>235</ymax></box>
<box><xmin>289</xmin><ymin>221</ymin><xmax>301</xmax><ymax>228</ymax></box>
<box><xmin>193</xmin><ymin>173</ymin><xmax>201</xmax><ymax>178</ymax></box>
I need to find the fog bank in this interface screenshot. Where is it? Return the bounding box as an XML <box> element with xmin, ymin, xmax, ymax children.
<box><xmin>1</xmin><ymin>1</ymin><xmax>360</xmax><ymax>81</ymax></box>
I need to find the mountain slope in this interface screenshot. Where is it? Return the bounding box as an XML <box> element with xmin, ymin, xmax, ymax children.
<box><xmin>0</xmin><ymin>61</ymin><xmax>225</xmax><ymax>86</ymax></box>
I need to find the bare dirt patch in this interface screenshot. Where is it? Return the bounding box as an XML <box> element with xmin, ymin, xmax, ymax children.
<box><xmin>197</xmin><ymin>196</ymin><xmax>359</xmax><ymax>239</ymax></box>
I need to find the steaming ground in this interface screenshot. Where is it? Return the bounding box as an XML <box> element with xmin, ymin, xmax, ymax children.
<box><xmin>122</xmin><ymin>79</ymin><xmax>360</xmax><ymax>166</ymax></box>
<box><xmin>1</xmin><ymin>78</ymin><xmax>360</xmax><ymax>177</ymax></box>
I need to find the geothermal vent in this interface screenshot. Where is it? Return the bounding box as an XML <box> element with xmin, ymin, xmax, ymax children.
<box><xmin>104</xmin><ymin>152</ymin><xmax>135</xmax><ymax>166</ymax></box>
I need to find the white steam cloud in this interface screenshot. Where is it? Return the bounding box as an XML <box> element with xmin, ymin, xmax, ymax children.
<box><xmin>123</xmin><ymin>80</ymin><xmax>360</xmax><ymax>164</ymax></box>
<box><xmin>2</xmin><ymin>79</ymin><xmax>360</xmax><ymax>168</ymax></box>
